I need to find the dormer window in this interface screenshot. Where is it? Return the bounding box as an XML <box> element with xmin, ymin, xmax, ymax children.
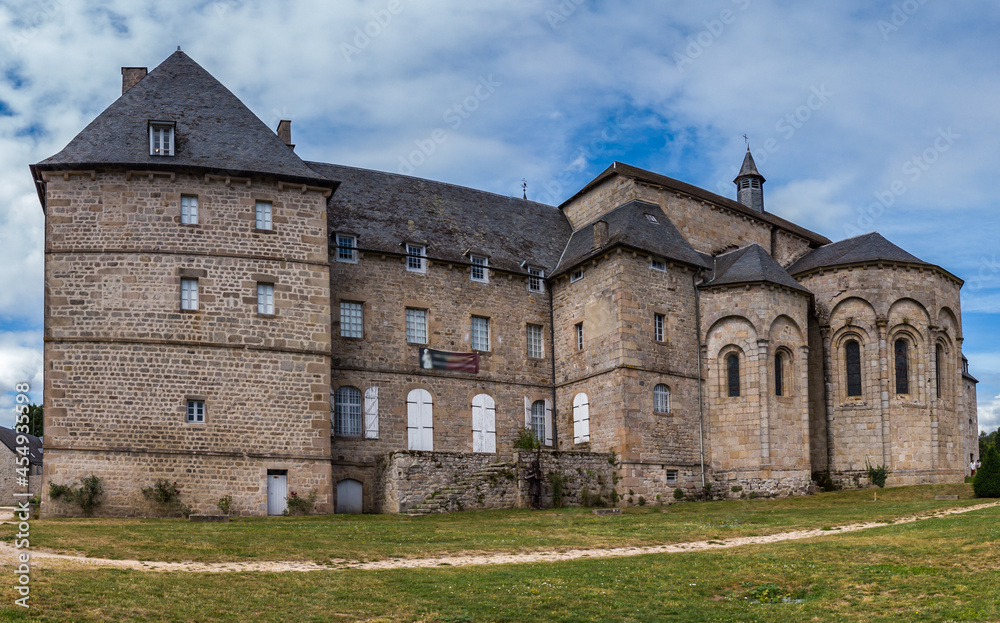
<box><xmin>470</xmin><ymin>255</ymin><xmax>489</xmax><ymax>283</ymax></box>
<box><xmin>406</xmin><ymin>244</ymin><xmax>427</xmax><ymax>273</ymax></box>
<box><xmin>336</xmin><ymin>234</ymin><xmax>358</xmax><ymax>263</ymax></box>
<box><xmin>527</xmin><ymin>266</ymin><xmax>544</xmax><ymax>293</ymax></box>
<box><xmin>149</xmin><ymin>122</ymin><xmax>175</xmax><ymax>156</ymax></box>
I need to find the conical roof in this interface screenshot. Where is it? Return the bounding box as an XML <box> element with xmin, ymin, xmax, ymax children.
<box><xmin>788</xmin><ymin>232</ymin><xmax>931</xmax><ymax>276</ymax></box>
<box><xmin>702</xmin><ymin>243</ymin><xmax>809</xmax><ymax>293</ymax></box>
<box><xmin>733</xmin><ymin>148</ymin><xmax>765</xmax><ymax>182</ymax></box>
<box><xmin>35</xmin><ymin>51</ymin><xmax>331</xmax><ymax>185</ymax></box>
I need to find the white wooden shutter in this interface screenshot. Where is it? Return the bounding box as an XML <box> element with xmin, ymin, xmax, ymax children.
<box><xmin>472</xmin><ymin>394</ymin><xmax>485</xmax><ymax>453</ymax></box>
<box><xmin>407</xmin><ymin>388</ymin><xmax>433</xmax><ymax>451</ymax></box>
<box><xmin>524</xmin><ymin>396</ymin><xmax>531</xmax><ymax>428</ymax></box>
<box><xmin>484</xmin><ymin>395</ymin><xmax>496</xmax><ymax>454</ymax></box>
<box><xmin>364</xmin><ymin>386</ymin><xmax>379</xmax><ymax>439</ymax></box>
<box><xmin>544</xmin><ymin>398</ymin><xmax>553</xmax><ymax>447</ymax></box>
<box><xmin>573</xmin><ymin>393</ymin><xmax>590</xmax><ymax>443</ymax></box>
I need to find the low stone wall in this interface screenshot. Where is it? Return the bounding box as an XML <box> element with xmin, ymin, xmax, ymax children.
<box><xmin>375</xmin><ymin>450</ymin><xmax>616</xmax><ymax>514</ymax></box>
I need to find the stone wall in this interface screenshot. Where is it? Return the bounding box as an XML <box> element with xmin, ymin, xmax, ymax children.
<box><xmin>0</xmin><ymin>447</ymin><xmax>41</xmax><ymax>506</ymax></box>
<box><xmin>375</xmin><ymin>450</ymin><xmax>616</xmax><ymax>513</ymax></box>
<box><xmin>43</xmin><ymin>169</ymin><xmax>332</xmax><ymax>517</ymax></box>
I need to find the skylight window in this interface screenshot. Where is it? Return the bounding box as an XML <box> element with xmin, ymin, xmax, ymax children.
<box><xmin>645</xmin><ymin>213</ymin><xmax>658</xmax><ymax>223</ymax></box>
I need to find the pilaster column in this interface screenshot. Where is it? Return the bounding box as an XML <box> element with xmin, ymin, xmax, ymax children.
<box><xmin>757</xmin><ymin>338</ymin><xmax>771</xmax><ymax>467</ymax></box>
<box><xmin>820</xmin><ymin>326</ymin><xmax>835</xmax><ymax>472</ymax></box>
<box><xmin>876</xmin><ymin>317</ymin><xmax>891</xmax><ymax>468</ymax></box>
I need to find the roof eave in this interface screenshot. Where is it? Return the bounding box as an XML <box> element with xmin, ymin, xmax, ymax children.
<box><xmin>699</xmin><ymin>279</ymin><xmax>812</xmax><ymax>297</ymax></box>
<box><xmin>551</xmin><ymin>240</ymin><xmax>710</xmax><ymax>279</ymax></box>
<box><xmin>791</xmin><ymin>260</ymin><xmax>963</xmax><ymax>286</ymax></box>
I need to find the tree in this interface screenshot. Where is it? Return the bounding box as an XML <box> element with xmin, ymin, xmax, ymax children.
<box><xmin>980</xmin><ymin>429</ymin><xmax>999</xmax><ymax>459</ymax></box>
<box><xmin>973</xmin><ymin>445</ymin><xmax>1000</xmax><ymax>498</ymax></box>
<box><xmin>25</xmin><ymin>403</ymin><xmax>42</xmax><ymax>438</ymax></box>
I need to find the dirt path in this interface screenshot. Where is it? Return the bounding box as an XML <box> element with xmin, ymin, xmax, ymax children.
<box><xmin>3</xmin><ymin>501</ymin><xmax>998</xmax><ymax>573</ymax></box>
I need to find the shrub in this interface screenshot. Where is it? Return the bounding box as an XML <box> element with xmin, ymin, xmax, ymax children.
<box><xmin>638</xmin><ymin>496</ymin><xmax>646</xmax><ymax>506</ymax></box>
<box><xmin>285</xmin><ymin>489</ymin><xmax>318</xmax><ymax>516</ymax></box>
<box><xmin>815</xmin><ymin>471</ymin><xmax>838</xmax><ymax>492</ymax></box>
<box><xmin>731</xmin><ymin>485</ymin><xmax>743</xmax><ymax>493</ymax></box>
<box><xmin>673</xmin><ymin>487</ymin><xmax>684</xmax><ymax>500</ymax></box>
<box><xmin>49</xmin><ymin>475</ymin><xmax>104</xmax><ymax>516</ymax></box>
<box><xmin>547</xmin><ymin>470</ymin><xmax>566</xmax><ymax>508</ymax></box>
<box><xmin>865</xmin><ymin>458</ymin><xmax>889</xmax><ymax>488</ymax></box>
<box><xmin>141</xmin><ymin>479</ymin><xmax>191</xmax><ymax>517</ymax></box>
<box><xmin>973</xmin><ymin>445</ymin><xmax>1000</xmax><ymax>498</ymax></box>
<box><xmin>513</xmin><ymin>426</ymin><xmax>541</xmax><ymax>450</ymax></box>
<box><xmin>217</xmin><ymin>495</ymin><xmax>233</xmax><ymax>516</ymax></box>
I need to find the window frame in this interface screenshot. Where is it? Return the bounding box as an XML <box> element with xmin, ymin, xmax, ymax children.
<box><xmin>726</xmin><ymin>353</ymin><xmax>741</xmax><ymax>398</ymax></box>
<box><xmin>527</xmin><ymin>266</ymin><xmax>545</xmax><ymax>293</ymax></box>
<box><xmin>526</xmin><ymin>323</ymin><xmax>544</xmax><ymax>359</ymax></box>
<box><xmin>336</xmin><ymin>234</ymin><xmax>358</xmax><ymax>263</ymax></box>
<box><xmin>186</xmin><ymin>399</ymin><xmax>206</xmax><ymax>424</ymax></box>
<box><xmin>845</xmin><ymin>340</ymin><xmax>863</xmax><ymax>398</ymax></box>
<box><xmin>180</xmin><ymin>278</ymin><xmax>199</xmax><ymax>311</ymax></box>
<box><xmin>406</xmin><ymin>244</ymin><xmax>427</xmax><ymax>273</ymax></box>
<box><xmin>255</xmin><ymin>200</ymin><xmax>273</xmax><ymax>231</ymax></box>
<box><xmin>471</xmin><ymin>315</ymin><xmax>490</xmax><ymax>352</ymax></box>
<box><xmin>334</xmin><ymin>386</ymin><xmax>363</xmax><ymax>438</ymax></box>
<box><xmin>531</xmin><ymin>399</ymin><xmax>546</xmax><ymax>443</ymax></box>
<box><xmin>149</xmin><ymin>121</ymin><xmax>175</xmax><ymax>156</ymax></box>
<box><xmin>575</xmin><ymin>322</ymin><xmax>584</xmax><ymax>350</ymax></box>
<box><xmin>340</xmin><ymin>301</ymin><xmax>364</xmax><ymax>339</ymax></box>
<box><xmin>666</xmin><ymin>469</ymin><xmax>679</xmax><ymax>484</ymax></box>
<box><xmin>894</xmin><ymin>338</ymin><xmax>910</xmax><ymax>395</ymax></box>
<box><xmin>650</xmin><ymin>258</ymin><xmax>667</xmax><ymax>272</ymax></box>
<box><xmin>653</xmin><ymin>383</ymin><xmax>670</xmax><ymax>413</ymax></box>
<box><xmin>180</xmin><ymin>195</ymin><xmax>198</xmax><ymax>225</ymax></box>
<box><xmin>654</xmin><ymin>313</ymin><xmax>665</xmax><ymax>342</ymax></box>
<box><xmin>570</xmin><ymin>269</ymin><xmax>584</xmax><ymax>283</ymax></box>
<box><xmin>256</xmin><ymin>283</ymin><xmax>275</xmax><ymax>316</ymax></box>
<box><xmin>470</xmin><ymin>255</ymin><xmax>489</xmax><ymax>283</ymax></box>
<box><xmin>405</xmin><ymin>308</ymin><xmax>428</xmax><ymax>344</ymax></box>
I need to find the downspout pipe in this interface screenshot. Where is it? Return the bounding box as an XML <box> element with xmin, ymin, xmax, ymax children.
<box><xmin>694</xmin><ymin>265</ymin><xmax>707</xmax><ymax>489</ymax></box>
<box><xmin>548</xmin><ymin>281</ymin><xmax>558</xmax><ymax>450</ymax></box>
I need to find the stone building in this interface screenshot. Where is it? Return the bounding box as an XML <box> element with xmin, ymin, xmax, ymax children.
<box><xmin>0</xmin><ymin>427</ymin><xmax>42</xmax><ymax>506</ymax></box>
<box><xmin>33</xmin><ymin>51</ymin><xmax>978</xmax><ymax>516</ymax></box>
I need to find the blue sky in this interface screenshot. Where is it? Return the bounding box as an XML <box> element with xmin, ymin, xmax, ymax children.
<box><xmin>0</xmin><ymin>0</ymin><xmax>998</xmax><ymax>432</ymax></box>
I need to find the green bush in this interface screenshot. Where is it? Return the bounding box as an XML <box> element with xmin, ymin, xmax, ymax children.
<box><xmin>217</xmin><ymin>495</ymin><xmax>233</xmax><ymax>515</ymax></box>
<box><xmin>973</xmin><ymin>446</ymin><xmax>1000</xmax><ymax>498</ymax></box>
<box><xmin>49</xmin><ymin>475</ymin><xmax>104</xmax><ymax>516</ymax></box>
<box><xmin>513</xmin><ymin>427</ymin><xmax>541</xmax><ymax>450</ymax></box>
<box><xmin>673</xmin><ymin>487</ymin><xmax>684</xmax><ymax>500</ymax></box>
<box><xmin>866</xmin><ymin>458</ymin><xmax>889</xmax><ymax>488</ymax></box>
<box><xmin>141</xmin><ymin>479</ymin><xmax>191</xmax><ymax>517</ymax></box>
<box><xmin>284</xmin><ymin>489</ymin><xmax>318</xmax><ymax>516</ymax></box>
<box><xmin>547</xmin><ymin>471</ymin><xmax>565</xmax><ymax>508</ymax></box>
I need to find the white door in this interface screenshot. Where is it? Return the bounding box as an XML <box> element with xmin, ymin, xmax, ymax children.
<box><xmin>336</xmin><ymin>479</ymin><xmax>363</xmax><ymax>514</ymax></box>
<box><xmin>407</xmin><ymin>388</ymin><xmax>434</xmax><ymax>451</ymax></box>
<box><xmin>472</xmin><ymin>394</ymin><xmax>496</xmax><ymax>453</ymax></box>
<box><xmin>267</xmin><ymin>472</ymin><xmax>287</xmax><ymax>516</ymax></box>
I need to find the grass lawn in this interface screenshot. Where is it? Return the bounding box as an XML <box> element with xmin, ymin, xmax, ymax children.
<box><xmin>0</xmin><ymin>495</ymin><xmax>998</xmax><ymax>622</ymax></box>
<box><xmin>0</xmin><ymin>483</ymin><xmax>980</xmax><ymax>564</ymax></box>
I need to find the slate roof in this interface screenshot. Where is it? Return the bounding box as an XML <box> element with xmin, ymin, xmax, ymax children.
<box><xmin>561</xmin><ymin>162</ymin><xmax>829</xmax><ymax>246</ymax></box>
<box><xmin>308</xmin><ymin>162</ymin><xmax>572</xmax><ymax>274</ymax></box>
<box><xmin>34</xmin><ymin>51</ymin><xmax>332</xmax><ymax>187</ymax></box>
<box><xmin>0</xmin><ymin>427</ymin><xmax>42</xmax><ymax>465</ymax></box>
<box><xmin>734</xmin><ymin>148</ymin><xmax>764</xmax><ymax>181</ymax></box>
<box><xmin>701</xmin><ymin>243</ymin><xmax>810</xmax><ymax>294</ymax></box>
<box><xmin>552</xmin><ymin>199</ymin><xmax>711</xmax><ymax>276</ymax></box>
<box><xmin>788</xmin><ymin>232</ymin><xmax>936</xmax><ymax>276</ymax></box>
<box><xmin>963</xmin><ymin>356</ymin><xmax>979</xmax><ymax>383</ymax></box>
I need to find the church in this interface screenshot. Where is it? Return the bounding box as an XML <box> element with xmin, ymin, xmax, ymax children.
<box><xmin>33</xmin><ymin>51</ymin><xmax>979</xmax><ymax>516</ymax></box>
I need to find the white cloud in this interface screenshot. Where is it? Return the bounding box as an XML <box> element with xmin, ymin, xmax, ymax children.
<box><xmin>979</xmin><ymin>393</ymin><xmax>1000</xmax><ymax>434</ymax></box>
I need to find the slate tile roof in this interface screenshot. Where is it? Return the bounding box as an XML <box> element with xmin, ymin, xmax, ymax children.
<box><xmin>788</xmin><ymin>232</ymin><xmax>933</xmax><ymax>276</ymax></box>
<box><xmin>552</xmin><ymin>199</ymin><xmax>711</xmax><ymax>276</ymax></box>
<box><xmin>34</xmin><ymin>51</ymin><xmax>332</xmax><ymax>186</ymax></box>
<box><xmin>0</xmin><ymin>427</ymin><xmax>42</xmax><ymax>466</ymax></box>
<box><xmin>701</xmin><ymin>243</ymin><xmax>811</xmax><ymax>294</ymax></box>
<box><xmin>735</xmin><ymin>148</ymin><xmax>764</xmax><ymax>181</ymax></box>
<box><xmin>308</xmin><ymin>162</ymin><xmax>572</xmax><ymax>274</ymax></box>
<box><xmin>561</xmin><ymin>162</ymin><xmax>830</xmax><ymax>246</ymax></box>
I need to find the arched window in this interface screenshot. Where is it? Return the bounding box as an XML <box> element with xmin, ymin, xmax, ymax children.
<box><xmin>406</xmin><ymin>388</ymin><xmax>434</xmax><ymax>451</ymax></box>
<box><xmin>726</xmin><ymin>353</ymin><xmax>740</xmax><ymax>398</ymax></box>
<box><xmin>531</xmin><ymin>400</ymin><xmax>546</xmax><ymax>442</ymax></box>
<box><xmin>335</xmin><ymin>386</ymin><xmax>362</xmax><ymax>437</ymax></box>
<box><xmin>654</xmin><ymin>384</ymin><xmax>670</xmax><ymax>413</ymax></box>
<box><xmin>845</xmin><ymin>340</ymin><xmax>862</xmax><ymax>397</ymax></box>
<box><xmin>894</xmin><ymin>339</ymin><xmax>909</xmax><ymax>395</ymax></box>
<box><xmin>774</xmin><ymin>353</ymin><xmax>784</xmax><ymax>396</ymax></box>
<box><xmin>471</xmin><ymin>394</ymin><xmax>496</xmax><ymax>454</ymax></box>
<box><xmin>935</xmin><ymin>344</ymin><xmax>944</xmax><ymax>400</ymax></box>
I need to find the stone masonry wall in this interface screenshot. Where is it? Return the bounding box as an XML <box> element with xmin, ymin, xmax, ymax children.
<box><xmin>0</xmin><ymin>447</ymin><xmax>41</xmax><ymax>506</ymax></box>
<box><xmin>375</xmin><ymin>450</ymin><xmax>615</xmax><ymax>514</ymax></box>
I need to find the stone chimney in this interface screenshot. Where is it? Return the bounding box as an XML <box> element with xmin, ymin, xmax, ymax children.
<box><xmin>121</xmin><ymin>67</ymin><xmax>147</xmax><ymax>95</ymax></box>
<box><xmin>593</xmin><ymin>220</ymin><xmax>609</xmax><ymax>248</ymax></box>
<box><xmin>277</xmin><ymin>120</ymin><xmax>294</xmax><ymax>150</ymax></box>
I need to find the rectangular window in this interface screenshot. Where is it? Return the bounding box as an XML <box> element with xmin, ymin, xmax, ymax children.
<box><xmin>666</xmin><ymin>469</ymin><xmax>678</xmax><ymax>484</ymax></box>
<box><xmin>406</xmin><ymin>244</ymin><xmax>427</xmax><ymax>273</ymax></box>
<box><xmin>406</xmin><ymin>308</ymin><xmax>427</xmax><ymax>344</ymax></box>
<box><xmin>526</xmin><ymin>324</ymin><xmax>544</xmax><ymax>359</ymax></box>
<box><xmin>654</xmin><ymin>313</ymin><xmax>665</xmax><ymax>342</ymax></box>
<box><xmin>340</xmin><ymin>301</ymin><xmax>363</xmax><ymax>338</ymax></box>
<box><xmin>336</xmin><ymin>235</ymin><xmax>358</xmax><ymax>263</ymax></box>
<box><xmin>471</xmin><ymin>316</ymin><xmax>490</xmax><ymax>351</ymax></box>
<box><xmin>255</xmin><ymin>201</ymin><xmax>273</xmax><ymax>230</ymax></box>
<box><xmin>650</xmin><ymin>258</ymin><xmax>667</xmax><ymax>272</ymax></box>
<box><xmin>181</xmin><ymin>195</ymin><xmax>198</xmax><ymax>225</ymax></box>
<box><xmin>186</xmin><ymin>400</ymin><xmax>205</xmax><ymax>423</ymax></box>
<box><xmin>256</xmin><ymin>283</ymin><xmax>274</xmax><ymax>315</ymax></box>
<box><xmin>570</xmin><ymin>269</ymin><xmax>584</xmax><ymax>283</ymax></box>
<box><xmin>527</xmin><ymin>266</ymin><xmax>544</xmax><ymax>293</ymax></box>
<box><xmin>575</xmin><ymin>322</ymin><xmax>584</xmax><ymax>350</ymax></box>
<box><xmin>181</xmin><ymin>278</ymin><xmax>198</xmax><ymax>311</ymax></box>
<box><xmin>470</xmin><ymin>255</ymin><xmax>489</xmax><ymax>283</ymax></box>
<box><xmin>149</xmin><ymin>122</ymin><xmax>174</xmax><ymax>156</ymax></box>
